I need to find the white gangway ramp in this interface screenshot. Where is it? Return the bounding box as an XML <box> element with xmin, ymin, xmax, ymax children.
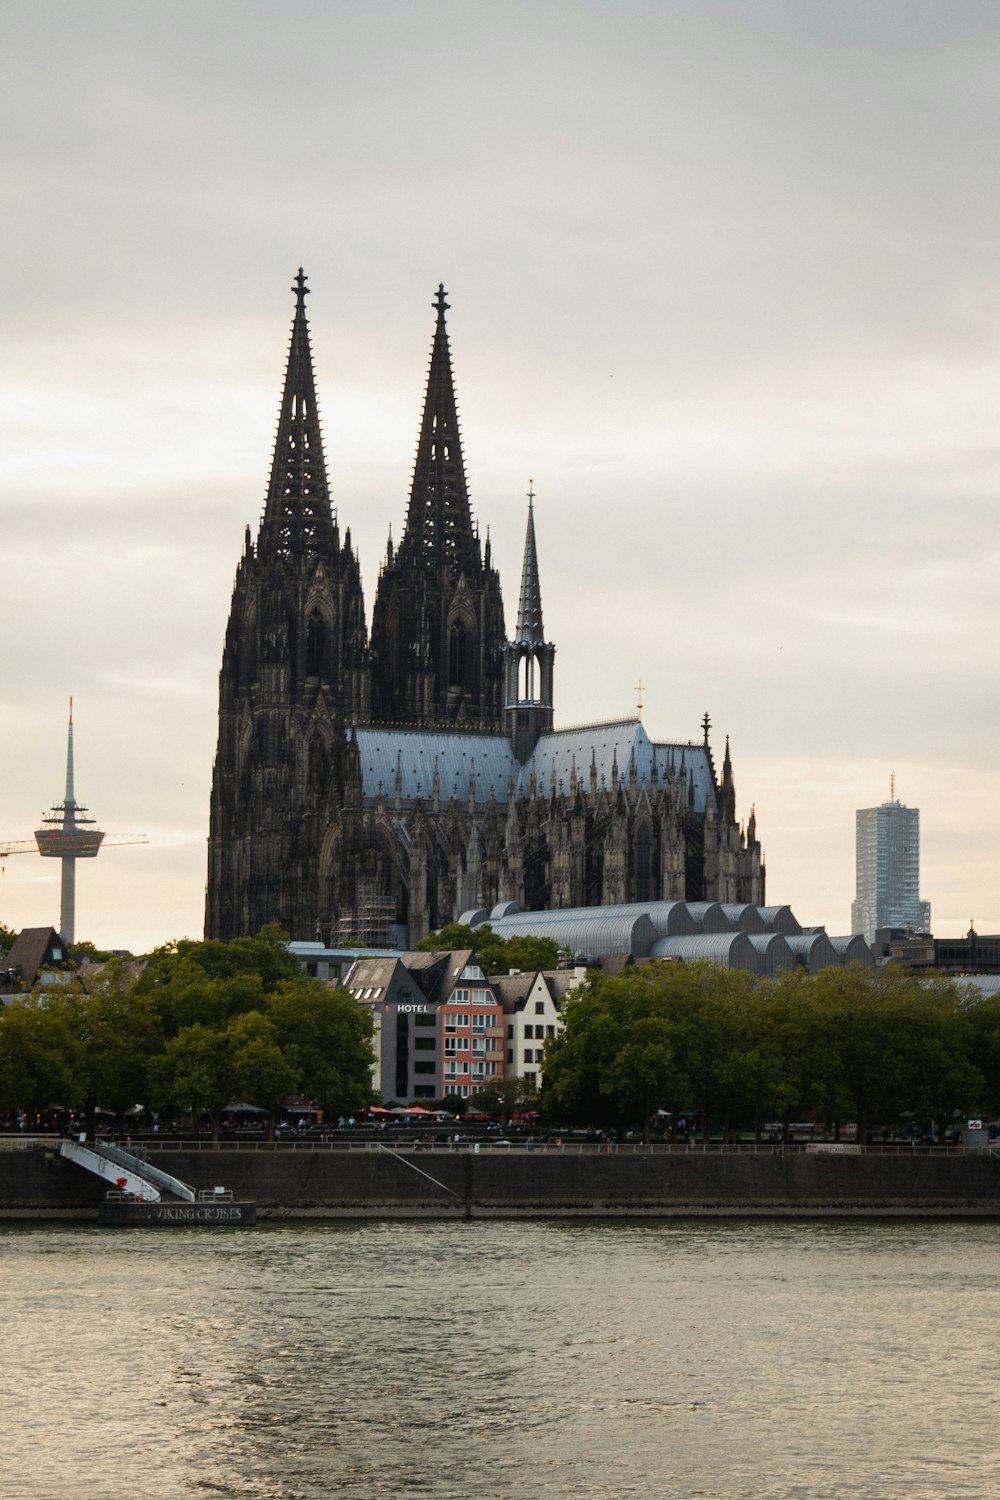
<box><xmin>91</xmin><ymin>1141</ymin><xmax>196</xmax><ymax>1202</ymax></box>
<box><xmin>58</xmin><ymin>1141</ymin><xmax>198</xmax><ymax>1203</ymax></box>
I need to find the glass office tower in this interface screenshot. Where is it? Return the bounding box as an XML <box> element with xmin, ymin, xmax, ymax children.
<box><xmin>851</xmin><ymin>797</ymin><xmax>931</xmax><ymax>944</ymax></box>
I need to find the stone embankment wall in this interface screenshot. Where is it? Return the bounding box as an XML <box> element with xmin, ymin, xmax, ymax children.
<box><xmin>3</xmin><ymin>1143</ymin><xmax>1000</xmax><ymax>1218</ymax></box>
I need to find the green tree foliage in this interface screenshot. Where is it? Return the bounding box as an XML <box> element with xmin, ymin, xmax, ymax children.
<box><xmin>147</xmin><ymin>1023</ymin><xmax>232</xmax><ymax>1138</ymax></box>
<box><xmin>0</xmin><ymin>927</ymin><xmax>375</xmax><ymax>1128</ymax></box>
<box><xmin>266</xmin><ymin>980</ymin><xmax>375</xmax><ymax>1118</ymax></box>
<box><xmin>0</xmin><ymin>922</ymin><xmax>19</xmax><ymax>953</ymax></box>
<box><xmin>542</xmin><ymin>961</ymin><xmax>981</xmax><ymax>1137</ymax></box>
<box><xmin>416</xmin><ymin>921</ymin><xmax>559</xmax><ymax>975</ymax></box>
<box><xmin>468</xmin><ymin>1076</ymin><xmax>538</xmax><ymax>1116</ymax></box>
<box><xmin>0</xmin><ymin>994</ymin><xmax>84</xmax><ymax>1113</ymax></box>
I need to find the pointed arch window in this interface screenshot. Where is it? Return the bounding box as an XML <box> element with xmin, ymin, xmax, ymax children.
<box><xmin>306</xmin><ymin>609</ymin><xmax>326</xmax><ymax>678</ymax></box>
<box><xmin>449</xmin><ymin>621</ymin><xmax>467</xmax><ymax>688</ymax></box>
<box><xmin>635</xmin><ymin>822</ymin><xmax>652</xmax><ymax>904</ymax></box>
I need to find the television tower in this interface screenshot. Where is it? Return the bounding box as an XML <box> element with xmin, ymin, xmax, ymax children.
<box><xmin>0</xmin><ymin>702</ymin><xmax>147</xmax><ymax>944</ymax></box>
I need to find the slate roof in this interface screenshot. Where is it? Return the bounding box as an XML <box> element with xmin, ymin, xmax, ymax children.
<box><xmin>351</xmin><ymin>719</ymin><xmax>719</xmax><ymax>814</ymax></box>
<box><xmin>2</xmin><ymin>927</ymin><xmax>69</xmax><ymax>990</ymax></box>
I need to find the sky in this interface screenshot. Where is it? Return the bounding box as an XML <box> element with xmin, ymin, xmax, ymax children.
<box><xmin>1</xmin><ymin>0</ymin><xmax>998</xmax><ymax>953</ymax></box>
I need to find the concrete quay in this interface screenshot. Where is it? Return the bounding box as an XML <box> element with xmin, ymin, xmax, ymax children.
<box><xmin>3</xmin><ymin>1139</ymin><xmax>1000</xmax><ymax>1220</ymax></box>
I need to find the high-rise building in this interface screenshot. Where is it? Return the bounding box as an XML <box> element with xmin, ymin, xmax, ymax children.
<box><xmin>851</xmin><ymin>791</ymin><xmax>931</xmax><ymax>943</ymax></box>
<box><xmin>205</xmin><ymin>273</ymin><xmax>764</xmax><ymax>945</ymax></box>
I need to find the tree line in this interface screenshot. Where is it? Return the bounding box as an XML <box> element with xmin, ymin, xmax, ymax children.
<box><xmin>0</xmin><ymin>926</ymin><xmax>374</xmax><ymax>1136</ymax></box>
<box><xmin>541</xmin><ymin>962</ymin><xmax>998</xmax><ymax>1141</ymax></box>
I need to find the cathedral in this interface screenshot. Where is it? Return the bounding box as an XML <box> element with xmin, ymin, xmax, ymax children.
<box><xmin>205</xmin><ymin>273</ymin><xmax>764</xmax><ymax>945</ymax></box>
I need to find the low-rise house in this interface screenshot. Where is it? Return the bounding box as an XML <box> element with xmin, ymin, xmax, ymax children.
<box><xmin>0</xmin><ymin>927</ymin><xmax>75</xmax><ymax>996</ymax></box>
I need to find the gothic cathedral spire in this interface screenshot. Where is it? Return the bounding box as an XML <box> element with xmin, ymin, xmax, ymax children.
<box><xmin>505</xmin><ymin>483</ymin><xmax>555</xmax><ymax>762</ymax></box>
<box><xmin>257</xmin><ymin>269</ymin><xmax>340</xmax><ymax>567</ymax></box>
<box><xmin>206</xmin><ymin>271</ymin><xmax>367</xmax><ymax>941</ymax></box>
<box><xmin>370</xmin><ymin>286</ymin><xmax>506</xmax><ymax>728</ymax></box>
<box><xmin>396</xmin><ymin>284</ymin><xmax>479</xmax><ymax>572</ymax></box>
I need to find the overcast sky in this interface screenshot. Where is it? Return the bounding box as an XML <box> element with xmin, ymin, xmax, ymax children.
<box><xmin>2</xmin><ymin>0</ymin><xmax>998</xmax><ymax>953</ymax></box>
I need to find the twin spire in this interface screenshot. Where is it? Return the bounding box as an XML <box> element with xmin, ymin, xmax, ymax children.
<box><xmin>259</xmin><ymin>268</ymin><xmax>337</xmax><ymax>565</ymax></box>
<box><xmin>398</xmin><ymin>282</ymin><xmax>479</xmax><ymax>571</ymax></box>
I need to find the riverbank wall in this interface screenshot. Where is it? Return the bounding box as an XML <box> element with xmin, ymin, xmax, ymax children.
<box><xmin>3</xmin><ymin>1142</ymin><xmax>1000</xmax><ymax>1219</ymax></box>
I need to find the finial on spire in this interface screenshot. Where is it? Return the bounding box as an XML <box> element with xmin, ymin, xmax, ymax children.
<box><xmin>702</xmin><ymin>711</ymin><xmax>711</xmax><ymax>746</ymax></box>
<box><xmin>634</xmin><ymin>679</ymin><xmax>644</xmax><ymax>720</ymax></box>
<box><xmin>69</xmin><ymin>695</ymin><xmax>73</xmax><ymax>727</ymax></box>
<box><xmin>890</xmin><ymin>769</ymin><xmax>896</xmax><ymax>802</ymax></box>
<box><xmin>434</xmin><ymin>282</ymin><xmax>449</xmax><ymax>319</ymax></box>
<box><xmin>293</xmin><ymin>268</ymin><xmax>309</xmax><ymax>309</ymax></box>
<box><xmin>527</xmin><ymin>478</ymin><xmax>535</xmax><ymax>510</ymax></box>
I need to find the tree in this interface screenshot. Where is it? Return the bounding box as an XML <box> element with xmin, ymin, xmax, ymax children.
<box><xmin>227</xmin><ymin>1011</ymin><xmax>301</xmax><ymax>1136</ymax></box>
<box><xmin>140</xmin><ymin>924</ymin><xmax>301</xmax><ymax>998</ymax></box>
<box><xmin>147</xmin><ymin>1023</ymin><xmax>232</xmax><ymax>1139</ymax></box>
<box><xmin>416</xmin><ymin>922</ymin><xmax>559</xmax><ymax>976</ymax></box>
<box><xmin>469</xmin><ymin>1076</ymin><xmax>538</xmax><ymax>1116</ymax></box>
<box><xmin>602</xmin><ymin>1016</ymin><xmax>678</xmax><ymax>1140</ymax></box>
<box><xmin>0</xmin><ymin>922</ymin><xmax>17</xmax><ymax>954</ymax></box>
<box><xmin>267</xmin><ymin>979</ymin><xmax>375</xmax><ymax>1118</ymax></box>
<box><xmin>64</xmin><ymin>959</ymin><xmax>162</xmax><ymax>1130</ymax></box>
<box><xmin>0</xmin><ymin>995</ymin><xmax>84</xmax><ymax>1115</ymax></box>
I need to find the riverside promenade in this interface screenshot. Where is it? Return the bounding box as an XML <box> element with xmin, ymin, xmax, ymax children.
<box><xmin>3</xmin><ymin>1136</ymin><xmax>1000</xmax><ymax>1219</ymax></box>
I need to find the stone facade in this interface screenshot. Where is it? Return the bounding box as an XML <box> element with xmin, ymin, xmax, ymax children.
<box><xmin>206</xmin><ymin>274</ymin><xmax>764</xmax><ymax>944</ymax></box>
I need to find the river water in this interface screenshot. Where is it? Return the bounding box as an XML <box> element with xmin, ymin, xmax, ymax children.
<box><xmin>3</xmin><ymin>1218</ymin><xmax>999</xmax><ymax>1499</ymax></box>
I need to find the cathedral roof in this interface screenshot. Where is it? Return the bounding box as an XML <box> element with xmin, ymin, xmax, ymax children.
<box><xmin>354</xmin><ymin>728</ymin><xmax>514</xmax><ymax>803</ymax></box>
<box><xmin>351</xmin><ymin>717</ymin><xmax>720</xmax><ymax>810</ymax></box>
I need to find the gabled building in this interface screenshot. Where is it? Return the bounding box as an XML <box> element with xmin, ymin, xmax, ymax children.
<box><xmin>206</xmin><ymin>274</ymin><xmax>764</xmax><ymax>946</ymax></box>
<box><xmin>0</xmin><ymin>927</ymin><xmax>74</xmax><ymax>996</ymax></box>
<box><xmin>492</xmin><ymin>969</ymin><xmax>574</xmax><ymax>1089</ymax></box>
<box><xmin>343</xmin><ymin>948</ymin><xmax>501</xmax><ymax>1101</ymax></box>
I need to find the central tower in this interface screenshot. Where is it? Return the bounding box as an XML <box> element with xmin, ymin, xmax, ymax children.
<box><xmin>369</xmin><ymin>285</ymin><xmax>506</xmax><ymax>728</ymax></box>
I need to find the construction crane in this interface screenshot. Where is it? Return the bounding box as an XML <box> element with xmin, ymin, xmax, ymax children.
<box><xmin>0</xmin><ymin>701</ymin><xmax>148</xmax><ymax>943</ymax></box>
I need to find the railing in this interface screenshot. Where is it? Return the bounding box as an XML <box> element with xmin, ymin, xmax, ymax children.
<box><xmin>118</xmin><ymin>1137</ymin><xmax>971</xmax><ymax>1157</ymax></box>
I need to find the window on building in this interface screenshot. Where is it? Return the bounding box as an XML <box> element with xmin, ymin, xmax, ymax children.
<box><xmin>507</xmin><ymin>1049</ymin><xmax>513</xmax><ymax>1064</ymax></box>
<box><xmin>471</xmin><ymin>1014</ymin><xmax>487</xmax><ymax>1032</ymax></box>
<box><xmin>506</xmin><ymin>1024</ymin><xmax>513</xmax><ymax>1039</ymax></box>
<box><xmin>524</xmin><ymin>1071</ymin><xmax>536</xmax><ymax>1085</ymax></box>
<box><xmin>546</xmin><ymin>1025</ymin><xmax>555</xmax><ymax>1038</ymax></box>
<box><xmin>472</xmin><ymin>1038</ymin><xmax>486</xmax><ymax>1056</ymax></box>
<box><xmin>535</xmin><ymin>1001</ymin><xmax>545</xmax><ymax>1014</ymax></box>
<box><xmin>415</xmin><ymin>1037</ymin><xmax>436</xmax><ymax>1051</ymax></box>
<box><xmin>414</xmin><ymin>1013</ymin><xmax>436</xmax><ymax>1027</ymax></box>
<box><xmin>445</xmin><ymin>1037</ymin><xmax>458</xmax><ymax>1056</ymax></box>
<box><xmin>413</xmin><ymin>1062</ymin><xmax>435</xmax><ymax>1075</ymax></box>
<box><xmin>453</xmin><ymin>988</ymin><xmax>469</xmax><ymax>1005</ymax></box>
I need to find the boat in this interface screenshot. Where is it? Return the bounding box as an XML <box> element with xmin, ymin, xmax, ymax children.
<box><xmin>58</xmin><ymin>1137</ymin><xmax>256</xmax><ymax>1227</ymax></box>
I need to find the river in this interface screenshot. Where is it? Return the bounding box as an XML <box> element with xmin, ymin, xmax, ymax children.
<box><xmin>3</xmin><ymin>1219</ymin><xmax>998</xmax><ymax>1499</ymax></box>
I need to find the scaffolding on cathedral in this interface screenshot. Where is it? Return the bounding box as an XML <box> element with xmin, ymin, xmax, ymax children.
<box><xmin>333</xmin><ymin>882</ymin><xmax>397</xmax><ymax>949</ymax></box>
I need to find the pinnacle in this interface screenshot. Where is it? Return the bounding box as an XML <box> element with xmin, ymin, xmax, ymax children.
<box><xmin>514</xmin><ymin>484</ymin><xmax>545</xmax><ymax>645</ymax></box>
